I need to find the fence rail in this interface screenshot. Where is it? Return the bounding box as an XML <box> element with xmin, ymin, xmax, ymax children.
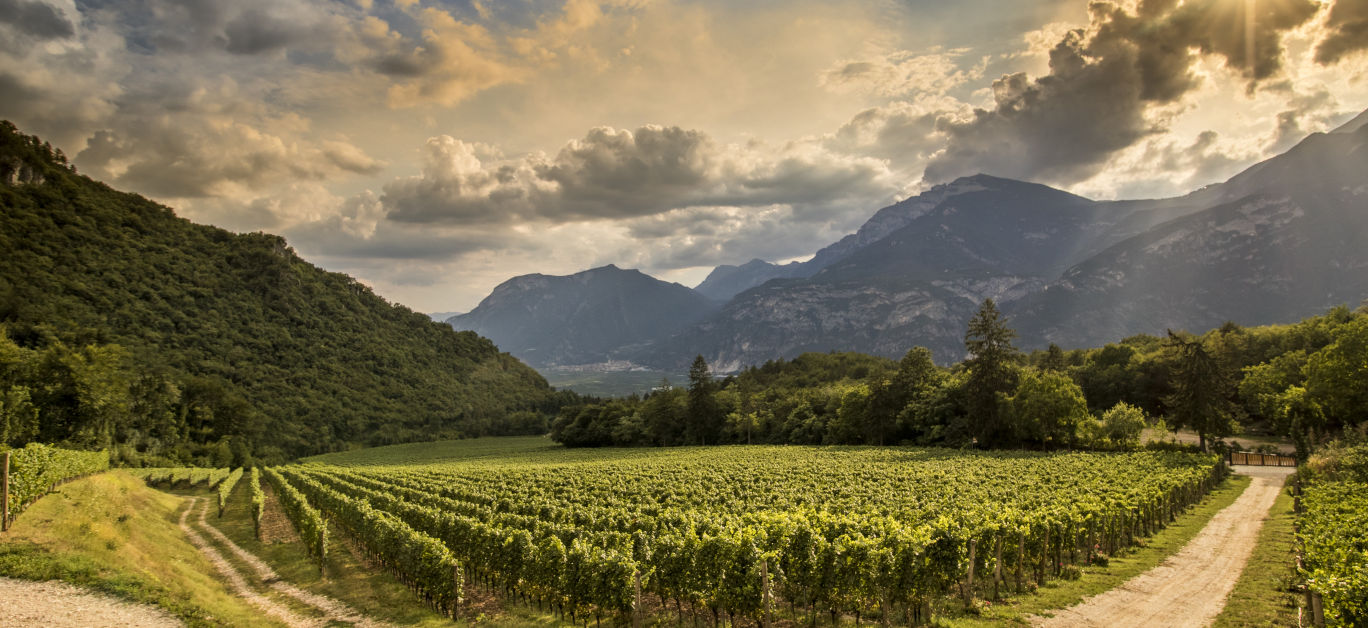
<box><xmin>1228</xmin><ymin>451</ymin><xmax>1297</xmax><ymax>467</ymax></box>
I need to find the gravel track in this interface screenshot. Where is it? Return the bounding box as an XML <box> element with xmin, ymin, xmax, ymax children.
<box><xmin>0</xmin><ymin>577</ymin><xmax>182</xmax><ymax>627</ymax></box>
<box><xmin>1033</xmin><ymin>466</ymin><xmax>1294</xmax><ymax>628</ymax></box>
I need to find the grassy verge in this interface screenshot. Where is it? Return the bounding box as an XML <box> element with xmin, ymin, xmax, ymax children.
<box><xmin>0</xmin><ymin>470</ymin><xmax>282</xmax><ymax>627</ymax></box>
<box><xmin>1211</xmin><ymin>476</ymin><xmax>1300</xmax><ymax>627</ymax></box>
<box><xmin>942</xmin><ymin>474</ymin><xmax>1253</xmax><ymax>627</ymax></box>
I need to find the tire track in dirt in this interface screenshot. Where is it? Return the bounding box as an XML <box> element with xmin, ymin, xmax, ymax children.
<box><xmin>178</xmin><ymin>497</ymin><xmax>320</xmax><ymax>628</ymax></box>
<box><xmin>191</xmin><ymin>497</ymin><xmax>390</xmax><ymax>627</ymax></box>
<box><xmin>1033</xmin><ymin>466</ymin><xmax>1294</xmax><ymax>628</ymax></box>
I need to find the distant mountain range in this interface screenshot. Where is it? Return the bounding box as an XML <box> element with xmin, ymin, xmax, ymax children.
<box><xmin>447</xmin><ymin>265</ymin><xmax>719</xmax><ymax>367</ymax></box>
<box><xmin>448</xmin><ymin>109</ymin><xmax>1368</xmax><ymax>370</ymax></box>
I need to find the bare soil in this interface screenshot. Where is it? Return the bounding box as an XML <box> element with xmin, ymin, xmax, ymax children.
<box><xmin>1033</xmin><ymin>466</ymin><xmax>1295</xmax><ymax>628</ymax></box>
<box><xmin>259</xmin><ymin>482</ymin><xmax>301</xmax><ymax>545</ymax></box>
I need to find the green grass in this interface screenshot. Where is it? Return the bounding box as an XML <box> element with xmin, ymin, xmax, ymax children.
<box><xmin>1211</xmin><ymin>476</ymin><xmax>1301</xmax><ymax>627</ymax></box>
<box><xmin>0</xmin><ymin>470</ymin><xmax>282</xmax><ymax>627</ymax></box>
<box><xmin>539</xmin><ymin>367</ymin><xmax>685</xmax><ymax>397</ymax></box>
<box><xmin>942</xmin><ymin>474</ymin><xmax>1253</xmax><ymax>627</ymax></box>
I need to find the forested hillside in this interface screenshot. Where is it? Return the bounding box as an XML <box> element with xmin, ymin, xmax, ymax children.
<box><xmin>0</xmin><ymin>122</ymin><xmax>560</xmax><ymax>464</ymax></box>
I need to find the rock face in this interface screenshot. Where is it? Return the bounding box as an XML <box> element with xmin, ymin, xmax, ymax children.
<box><xmin>448</xmin><ymin>265</ymin><xmax>720</xmax><ymax>367</ymax></box>
<box><xmin>453</xmin><ymin>109</ymin><xmax>1368</xmax><ymax>371</ymax></box>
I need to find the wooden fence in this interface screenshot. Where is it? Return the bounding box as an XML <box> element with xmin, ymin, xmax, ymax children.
<box><xmin>1228</xmin><ymin>451</ymin><xmax>1297</xmax><ymax>467</ymax></box>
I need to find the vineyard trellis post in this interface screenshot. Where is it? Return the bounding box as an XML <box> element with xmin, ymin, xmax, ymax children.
<box><xmin>633</xmin><ymin>569</ymin><xmax>643</xmax><ymax>628</ymax></box>
<box><xmin>453</xmin><ymin>563</ymin><xmax>463</xmax><ymax>619</ymax></box>
<box><xmin>760</xmin><ymin>558</ymin><xmax>771</xmax><ymax>628</ymax></box>
<box><xmin>2</xmin><ymin>451</ymin><xmax>9</xmax><ymax>532</ymax></box>
<box><xmin>964</xmin><ymin>538</ymin><xmax>976</xmax><ymax>607</ymax></box>
<box><xmin>992</xmin><ymin>535</ymin><xmax>1002</xmax><ymax>601</ymax></box>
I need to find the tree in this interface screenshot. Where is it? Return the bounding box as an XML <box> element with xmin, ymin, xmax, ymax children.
<box><xmin>1011</xmin><ymin>368</ymin><xmax>1091</xmax><ymax>448</ymax></box>
<box><xmin>866</xmin><ymin>347</ymin><xmax>941</xmax><ymax>445</ymax></box>
<box><xmin>687</xmin><ymin>355</ymin><xmax>723</xmax><ymax>445</ymax></box>
<box><xmin>1039</xmin><ymin>344</ymin><xmax>1067</xmax><ymax>372</ymax></box>
<box><xmin>1305</xmin><ymin>316</ymin><xmax>1368</xmax><ymax>434</ymax></box>
<box><xmin>643</xmin><ymin>385</ymin><xmax>686</xmax><ymax>445</ymax></box>
<box><xmin>1163</xmin><ymin>331</ymin><xmax>1238</xmax><ymax>451</ymax></box>
<box><xmin>1095</xmin><ymin>402</ymin><xmax>1147</xmax><ymax>449</ymax></box>
<box><xmin>963</xmin><ymin>299</ymin><xmax>1020</xmax><ymax>447</ymax></box>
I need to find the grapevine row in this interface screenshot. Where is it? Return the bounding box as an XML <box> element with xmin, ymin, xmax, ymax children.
<box><xmin>2</xmin><ymin>443</ymin><xmax>108</xmax><ymax>525</ymax></box>
<box><xmin>274</xmin><ymin>468</ymin><xmax>465</xmax><ymax>616</ymax></box>
<box><xmin>217</xmin><ymin>467</ymin><xmax>244</xmax><ymax>517</ymax></box>
<box><xmin>282</xmin><ymin>449</ymin><xmax>1226</xmax><ymax>625</ymax></box>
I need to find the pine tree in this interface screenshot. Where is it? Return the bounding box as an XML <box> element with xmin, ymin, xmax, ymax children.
<box><xmin>1163</xmin><ymin>331</ymin><xmax>1238</xmax><ymax>451</ymax></box>
<box><xmin>686</xmin><ymin>355</ymin><xmax>722</xmax><ymax>445</ymax></box>
<box><xmin>963</xmin><ymin>299</ymin><xmax>1020</xmax><ymax>447</ymax></box>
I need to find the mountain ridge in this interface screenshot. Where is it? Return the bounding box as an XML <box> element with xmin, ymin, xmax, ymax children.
<box><xmin>442</xmin><ymin>108</ymin><xmax>1368</xmax><ymax>371</ymax></box>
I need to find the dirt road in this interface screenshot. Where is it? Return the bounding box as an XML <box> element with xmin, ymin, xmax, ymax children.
<box><xmin>0</xmin><ymin>577</ymin><xmax>182</xmax><ymax>627</ymax></box>
<box><xmin>1034</xmin><ymin>465</ymin><xmax>1293</xmax><ymax>628</ymax></box>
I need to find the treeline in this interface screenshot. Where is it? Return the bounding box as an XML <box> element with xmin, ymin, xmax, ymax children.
<box><xmin>553</xmin><ymin>299</ymin><xmax>1368</xmax><ymax>454</ymax></box>
<box><xmin>0</xmin><ymin>121</ymin><xmax>567</xmax><ymax>464</ymax></box>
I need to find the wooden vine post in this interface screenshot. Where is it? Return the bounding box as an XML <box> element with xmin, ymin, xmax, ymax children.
<box><xmin>760</xmin><ymin>557</ymin><xmax>772</xmax><ymax>628</ymax></box>
<box><xmin>964</xmin><ymin>539</ymin><xmax>977</xmax><ymax>606</ymax></box>
<box><xmin>632</xmin><ymin>569</ymin><xmax>643</xmax><ymax>628</ymax></box>
<box><xmin>453</xmin><ymin>563</ymin><xmax>464</xmax><ymax>619</ymax></box>
<box><xmin>2</xmin><ymin>451</ymin><xmax>9</xmax><ymax>532</ymax></box>
<box><xmin>993</xmin><ymin>535</ymin><xmax>1003</xmax><ymax>601</ymax></box>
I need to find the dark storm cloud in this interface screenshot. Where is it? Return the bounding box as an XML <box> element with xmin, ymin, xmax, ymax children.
<box><xmin>0</xmin><ymin>0</ymin><xmax>73</xmax><ymax>39</ymax></box>
<box><xmin>923</xmin><ymin>0</ymin><xmax>1322</xmax><ymax>185</ymax></box>
<box><xmin>1316</xmin><ymin>0</ymin><xmax>1368</xmax><ymax>65</ymax></box>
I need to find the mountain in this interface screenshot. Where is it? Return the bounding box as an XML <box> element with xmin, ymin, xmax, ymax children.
<box><xmin>654</xmin><ymin>174</ymin><xmax>1211</xmax><ymax>366</ymax></box>
<box><xmin>1008</xmin><ymin>121</ymin><xmax>1368</xmax><ymax>348</ymax></box>
<box><xmin>448</xmin><ymin>265</ymin><xmax>720</xmax><ymax>367</ymax></box>
<box><xmin>428</xmin><ymin>311</ymin><xmax>463</xmax><ymax>322</ymax></box>
<box><xmin>694</xmin><ymin>258</ymin><xmax>808</xmax><ymax>301</ymax></box>
<box><xmin>451</xmin><ymin>107</ymin><xmax>1368</xmax><ymax>372</ymax></box>
<box><xmin>0</xmin><ymin>121</ymin><xmax>556</xmax><ymax>461</ymax></box>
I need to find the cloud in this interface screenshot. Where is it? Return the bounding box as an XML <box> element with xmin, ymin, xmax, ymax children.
<box><xmin>106</xmin><ymin>0</ymin><xmax>343</xmax><ymax>57</ymax></box>
<box><xmin>0</xmin><ymin>0</ymin><xmax>73</xmax><ymax>39</ymax></box>
<box><xmin>75</xmin><ymin>114</ymin><xmax>384</xmax><ymax>199</ymax></box>
<box><xmin>922</xmin><ymin>0</ymin><xmax>1323</xmax><ymax>185</ymax></box>
<box><xmin>1316</xmin><ymin>0</ymin><xmax>1368</xmax><ymax>65</ymax></box>
<box><xmin>821</xmin><ymin>48</ymin><xmax>984</xmax><ymax>98</ymax></box>
<box><xmin>380</xmin><ymin>8</ymin><xmax>525</xmax><ymax>108</ymax></box>
<box><xmin>381</xmin><ymin>125</ymin><xmax>899</xmax><ymax>225</ymax></box>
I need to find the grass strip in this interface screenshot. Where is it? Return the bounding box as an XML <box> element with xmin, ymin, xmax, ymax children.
<box><xmin>945</xmin><ymin>473</ymin><xmax>1253</xmax><ymax>627</ymax></box>
<box><xmin>1210</xmin><ymin>475</ymin><xmax>1300</xmax><ymax>627</ymax></box>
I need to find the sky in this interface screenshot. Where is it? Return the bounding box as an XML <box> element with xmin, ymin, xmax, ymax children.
<box><xmin>3</xmin><ymin>0</ymin><xmax>1366</xmax><ymax>313</ymax></box>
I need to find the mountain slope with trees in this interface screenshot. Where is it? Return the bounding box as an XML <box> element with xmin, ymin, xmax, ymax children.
<box><xmin>0</xmin><ymin>121</ymin><xmax>559</xmax><ymax>464</ymax></box>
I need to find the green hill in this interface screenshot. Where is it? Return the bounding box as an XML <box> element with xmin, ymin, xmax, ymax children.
<box><xmin>0</xmin><ymin>121</ymin><xmax>558</xmax><ymax>463</ymax></box>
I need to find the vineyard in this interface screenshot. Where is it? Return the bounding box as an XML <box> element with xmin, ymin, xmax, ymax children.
<box><xmin>2</xmin><ymin>443</ymin><xmax>109</xmax><ymax>529</ymax></box>
<box><xmin>1297</xmin><ymin>444</ymin><xmax>1368</xmax><ymax>627</ymax></box>
<box><xmin>274</xmin><ymin>441</ymin><xmax>1227</xmax><ymax>625</ymax></box>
